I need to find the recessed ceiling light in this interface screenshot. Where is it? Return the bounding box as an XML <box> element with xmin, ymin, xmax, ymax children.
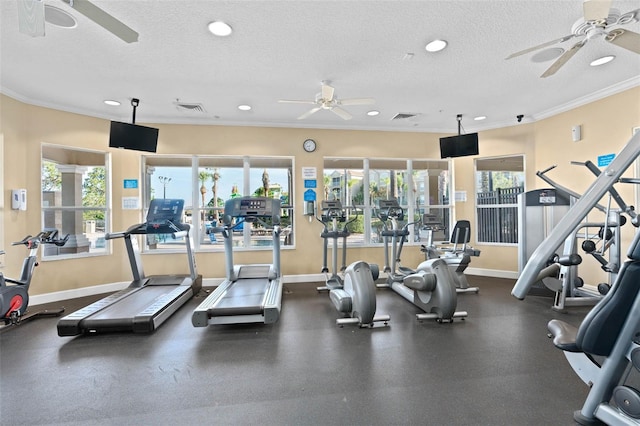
<box><xmin>474</xmin><ymin>116</ymin><xmax>486</xmax><ymax>121</ymax></box>
<box><xmin>104</xmin><ymin>100</ymin><xmax>120</xmax><ymax>106</ymax></box>
<box><xmin>590</xmin><ymin>55</ymin><xmax>615</xmax><ymax>67</ymax></box>
<box><xmin>208</xmin><ymin>21</ymin><xmax>233</xmax><ymax>37</ymax></box>
<box><xmin>367</xmin><ymin>110</ymin><xmax>380</xmax><ymax>116</ymax></box>
<box><xmin>238</xmin><ymin>104</ymin><xmax>251</xmax><ymax>111</ymax></box>
<box><xmin>425</xmin><ymin>39</ymin><xmax>447</xmax><ymax>52</ymax></box>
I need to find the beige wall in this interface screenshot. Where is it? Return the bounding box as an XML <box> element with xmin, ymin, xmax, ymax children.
<box><xmin>1</xmin><ymin>87</ymin><xmax>639</xmax><ymax>295</ymax></box>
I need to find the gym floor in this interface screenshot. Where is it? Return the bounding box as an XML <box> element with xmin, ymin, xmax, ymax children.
<box><xmin>1</xmin><ymin>276</ymin><xmax>594</xmax><ymax>425</ymax></box>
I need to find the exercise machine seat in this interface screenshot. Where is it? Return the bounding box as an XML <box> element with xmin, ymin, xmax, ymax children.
<box><xmin>548</xmin><ymin>230</ymin><xmax>640</xmax><ymax>357</ymax></box>
<box><xmin>450</xmin><ymin>220</ymin><xmax>471</xmax><ymax>245</ymax></box>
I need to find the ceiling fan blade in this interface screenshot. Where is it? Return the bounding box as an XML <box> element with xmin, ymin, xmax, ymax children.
<box><xmin>583</xmin><ymin>0</ymin><xmax>612</xmax><ymax>22</ymax></box>
<box><xmin>321</xmin><ymin>83</ymin><xmax>335</xmax><ymax>101</ymax></box>
<box><xmin>606</xmin><ymin>29</ymin><xmax>640</xmax><ymax>54</ymax></box>
<box><xmin>297</xmin><ymin>107</ymin><xmax>321</xmax><ymax>120</ymax></box>
<box><xmin>505</xmin><ymin>34</ymin><xmax>576</xmax><ymax>60</ymax></box>
<box><xmin>338</xmin><ymin>98</ymin><xmax>376</xmax><ymax>106</ymax></box>
<box><xmin>330</xmin><ymin>107</ymin><xmax>352</xmax><ymax>120</ymax></box>
<box><xmin>61</xmin><ymin>0</ymin><xmax>138</xmax><ymax>43</ymax></box>
<box><xmin>17</xmin><ymin>0</ymin><xmax>45</xmax><ymax>37</ymax></box>
<box><xmin>278</xmin><ymin>99</ymin><xmax>317</xmax><ymax>104</ymax></box>
<box><xmin>541</xmin><ymin>40</ymin><xmax>586</xmax><ymax>78</ymax></box>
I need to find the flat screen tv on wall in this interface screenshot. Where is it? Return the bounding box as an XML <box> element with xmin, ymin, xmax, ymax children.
<box><xmin>108</xmin><ymin>121</ymin><xmax>159</xmax><ymax>153</ymax></box>
<box><xmin>439</xmin><ymin>132</ymin><xmax>479</xmax><ymax>158</ymax></box>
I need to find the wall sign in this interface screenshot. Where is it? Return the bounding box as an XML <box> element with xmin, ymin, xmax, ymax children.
<box><xmin>304</xmin><ymin>189</ymin><xmax>316</xmax><ymax>201</ymax></box>
<box><xmin>598</xmin><ymin>153</ymin><xmax>615</xmax><ymax>168</ymax></box>
<box><xmin>124</xmin><ymin>179</ymin><xmax>138</xmax><ymax>189</ymax></box>
<box><xmin>302</xmin><ymin>167</ymin><xmax>317</xmax><ymax>179</ymax></box>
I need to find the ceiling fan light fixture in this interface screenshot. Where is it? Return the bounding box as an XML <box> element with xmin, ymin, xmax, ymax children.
<box><xmin>44</xmin><ymin>5</ymin><xmax>77</xmax><ymax>28</ymax></box>
<box><xmin>531</xmin><ymin>47</ymin><xmax>565</xmax><ymax>63</ymax></box>
<box><xmin>367</xmin><ymin>110</ymin><xmax>380</xmax><ymax>116</ymax></box>
<box><xmin>590</xmin><ymin>55</ymin><xmax>615</xmax><ymax>66</ymax></box>
<box><xmin>237</xmin><ymin>104</ymin><xmax>251</xmax><ymax>111</ymax></box>
<box><xmin>425</xmin><ymin>39</ymin><xmax>447</xmax><ymax>52</ymax></box>
<box><xmin>104</xmin><ymin>100</ymin><xmax>121</xmax><ymax>106</ymax></box>
<box><xmin>208</xmin><ymin>21</ymin><xmax>233</xmax><ymax>37</ymax></box>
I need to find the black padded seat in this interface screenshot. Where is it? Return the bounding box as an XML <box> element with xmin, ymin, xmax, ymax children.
<box><xmin>450</xmin><ymin>220</ymin><xmax>471</xmax><ymax>244</ymax></box>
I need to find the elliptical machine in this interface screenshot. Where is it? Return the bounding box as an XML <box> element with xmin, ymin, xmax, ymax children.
<box><xmin>421</xmin><ymin>220</ymin><xmax>480</xmax><ymax>294</ymax></box>
<box><xmin>0</xmin><ymin>230</ymin><xmax>68</xmax><ymax>329</ymax></box>
<box><xmin>316</xmin><ymin>200</ymin><xmax>354</xmax><ymax>292</ymax></box>
<box><xmin>316</xmin><ymin>200</ymin><xmax>380</xmax><ymax>290</ymax></box>
<box><xmin>376</xmin><ymin>199</ymin><xmax>467</xmax><ymax>323</ymax></box>
<box><xmin>316</xmin><ymin>200</ymin><xmax>388</xmax><ymax>327</ymax></box>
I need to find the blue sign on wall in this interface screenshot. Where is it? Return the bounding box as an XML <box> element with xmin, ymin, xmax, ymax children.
<box><xmin>597</xmin><ymin>153</ymin><xmax>615</xmax><ymax>168</ymax></box>
<box><xmin>304</xmin><ymin>189</ymin><xmax>316</xmax><ymax>201</ymax></box>
<box><xmin>304</xmin><ymin>179</ymin><xmax>317</xmax><ymax>188</ymax></box>
<box><xmin>124</xmin><ymin>179</ymin><xmax>138</xmax><ymax>189</ymax></box>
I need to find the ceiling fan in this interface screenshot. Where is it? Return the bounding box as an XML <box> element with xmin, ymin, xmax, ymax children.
<box><xmin>506</xmin><ymin>0</ymin><xmax>640</xmax><ymax>77</ymax></box>
<box><xmin>278</xmin><ymin>81</ymin><xmax>375</xmax><ymax>120</ymax></box>
<box><xmin>17</xmin><ymin>0</ymin><xmax>138</xmax><ymax>43</ymax></box>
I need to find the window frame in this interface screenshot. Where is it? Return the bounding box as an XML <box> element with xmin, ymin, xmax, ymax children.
<box><xmin>323</xmin><ymin>157</ymin><xmax>453</xmax><ymax>247</ymax></box>
<box><xmin>474</xmin><ymin>154</ymin><xmax>525</xmax><ymax>246</ymax></box>
<box><xmin>40</xmin><ymin>143</ymin><xmax>111</xmax><ymax>261</ymax></box>
<box><xmin>142</xmin><ymin>154</ymin><xmax>294</xmax><ymax>253</ymax></box>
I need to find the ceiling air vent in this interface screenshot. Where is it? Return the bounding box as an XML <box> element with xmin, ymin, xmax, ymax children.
<box><xmin>174</xmin><ymin>102</ymin><xmax>206</xmax><ymax>113</ymax></box>
<box><xmin>391</xmin><ymin>112</ymin><xmax>419</xmax><ymax>120</ymax></box>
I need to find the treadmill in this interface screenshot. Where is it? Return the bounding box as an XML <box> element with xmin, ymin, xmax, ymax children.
<box><xmin>57</xmin><ymin>199</ymin><xmax>202</xmax><ymax>336</ymax></box>
<box><xmin>192</xmin><ymin>196</ymin><xmax>283</xmax><ymax>326</ymax></box>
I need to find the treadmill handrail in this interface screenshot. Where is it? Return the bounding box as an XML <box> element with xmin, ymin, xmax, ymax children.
<box><xmin>106</xmin><ymin>221</ymin><xmax>189</xmax><ymax>240</ymax></box>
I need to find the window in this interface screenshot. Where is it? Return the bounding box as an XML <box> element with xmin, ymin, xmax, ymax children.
<box><xmin>323</xmin><ymin>158</ymin><xmax>452</xmax><ymax>246</ymax></box>
<box><xmin>475</xmin><ymin>155</ymin><xmax>525</xmax><ymax>244</ymax></box>
<box><xmin>41</xmin><ymin>144</ymin><xmax>110</xmax><ymax>259</ymax></box>
<box><xmin>143</xmin><ymin>155</ymin><xmax>293</xmax><ymax>251</ymax></box>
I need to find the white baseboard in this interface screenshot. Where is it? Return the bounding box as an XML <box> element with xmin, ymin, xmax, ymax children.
<box><xmin>466</xmin><ymin>267</ymin><xmax>518</xmax><ymax>280</ymax></box>
<box><xmin>29</xmin><ymin>274</ymin><xmax>324</xmax><ymax>307</ymax></box>
<box><xmin>29</xmin><ymin>270</ymin><xmax>516</xmax><ymax>307</ymax></box>
<box><xmin>30</xmin><ymin>281</ymin><xmax>130</xmax><ymax>306</ymax></box>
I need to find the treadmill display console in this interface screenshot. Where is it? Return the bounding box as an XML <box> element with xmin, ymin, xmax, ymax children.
<box><xmin>240</xmin><ymin>198</ymin><xmax>266</xmax><ymax>211</ymax></box>
<box><xmin>322</xmin><ymin>200</ymin><xmax>342</xmax><ymax>209</ymax></box>
<box><xmin>226</xmin><ymin>197</ymin><xmax>280</xmax><ymax>218</ymax></box>
<box><xmin>146</xmin><ymin>199</ymin><xmax>184</xmax><ymax>233</ymax></box>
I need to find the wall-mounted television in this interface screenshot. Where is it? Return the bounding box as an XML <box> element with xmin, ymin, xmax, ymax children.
<box><xmin>439</xmin><ymin>132</ymin><xmax>479</xmax><ymax>158</ymax></box>
<box><xmin>108</xmin><ymin>121</ymin><xmax>159</xmax><ymax>153</ymax></box>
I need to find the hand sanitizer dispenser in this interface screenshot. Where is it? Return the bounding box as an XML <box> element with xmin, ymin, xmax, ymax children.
<box><xmin>11</xmin><ymin>189</ymin><xmax>27</xmax><ymax>211</ymax></box>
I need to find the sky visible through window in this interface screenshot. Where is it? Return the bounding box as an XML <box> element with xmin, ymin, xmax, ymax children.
<box><xmin>150</xmin><ymin>167</ymin><xmax>289</xmax><ymax>206</ymax></box>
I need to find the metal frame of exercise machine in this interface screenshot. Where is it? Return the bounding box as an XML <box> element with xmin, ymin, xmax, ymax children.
<box><xmin>315</xmin><ymin>200</ymin><xmax>354</xmax><ymax>292</ymax></box>
<box><xmin>513</xmin><ymin>131</ymin><xmax>640</xmax><ymax>300</ymax></box>
<box><xmin>547</xmin><ymin>227</ymin><xmax>640</xmax><ymax>425</ymax></box>
<box><xmin>57</xmin><ymin>199</ymin><xmax>202</xmax><ymax>336</ymax></box>
<box><xmin>1</xmin><ymin>230</ymin><xmax>68</xmax><ymax>331</ymax></box>
<box><xmin>192</xmin><ymin>196</ymin><xmax>284</xmax><ymax>326</ymax></box>
<box><xmin>421</xmin><ymin>220</ymin><xmax>480</xmax><ymax>294</ymax></box>
<box><xmin>376</xmin><ymin>199</ymin><xmax>467</xmax><ymax>323</ymax></box>
<box><xmin>516</xmin><ymin>154</ymin><xmax>639</xmax><ymax>310</ymax></box>
<box><xmin>314</xmin><ymin>200</ymin><xmax>388</xmax><ymax>327</ymax></box>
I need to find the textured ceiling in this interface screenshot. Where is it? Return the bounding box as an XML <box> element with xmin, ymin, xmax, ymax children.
<box><xmin>1</xmin><ymin>0</ymin><xmax>639</xmax><ymax>134</ymax></box>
